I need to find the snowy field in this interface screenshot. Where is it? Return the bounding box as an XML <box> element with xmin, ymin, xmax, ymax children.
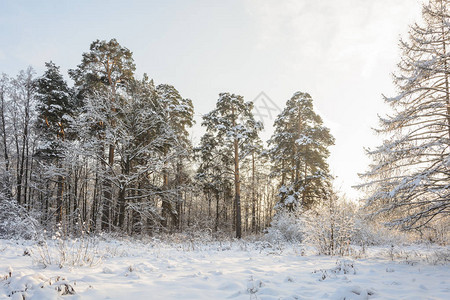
<box><xmin>0</xmin><ymin>238</ymin><xmax>449</xmax><ymax>300</ymax></box>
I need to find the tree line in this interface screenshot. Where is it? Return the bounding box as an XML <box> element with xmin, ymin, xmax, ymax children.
<box><xmin>1</xmin><ymin>0</ymin><xmax>448</xmax><ymax>242</ymax></box>
<box><xmin>0</xmin><ymin>39</ymin><xmax>334</xmax><ymax>239</ymax></box>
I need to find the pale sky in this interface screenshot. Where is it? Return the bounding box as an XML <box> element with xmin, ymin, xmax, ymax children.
<box><xmin>0</xmin><ymin>0</ymin><xmax>423</xmax><ymax>199</ymax></box>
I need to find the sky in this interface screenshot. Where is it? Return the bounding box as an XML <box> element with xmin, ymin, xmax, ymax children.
<box><xmin>0</xmin><ymin>0</ymin><xmax>424</xmax><ymax>199</ymax></box>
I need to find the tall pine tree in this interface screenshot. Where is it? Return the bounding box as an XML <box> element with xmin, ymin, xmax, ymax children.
<box><xmin>35</xmin><ymin>61</ymin><xmax>74</xmax><ymax>225</ymax></box>
<box><xmin>69</xmin><ymin>39</ymin><xmax>135</xmax><ymax>231</ymax></box>
<box><xmin>201</xmin><ymin>93</ymin><xmax>262</xmax><ymax>238</ymax></box>
<box><xmin>267</xmin><ymin>92</ymin><xmax>334</xmax><ymax>211</ymax></box>
<box><xmin>156</xmin><ymin>84</ymin><xmax>194</xmax><ymax>230</ymax></box>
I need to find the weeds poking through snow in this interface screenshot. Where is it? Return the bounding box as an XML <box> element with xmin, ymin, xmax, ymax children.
<box><xmin>426</xmin><ymin>249</ymin><xmax>450</xmax><ymax>265</ymax></box>
<box><xmin>247</xmin><ymin>275</ymin><xmax>263</xmax><ymax>299</ymax></box>
<box><xmin>31</xmin><ymin>235</ymin><xmax>103</xmax><ymax>268</ymax></box>
<box><xmin>314</xmin><ymin>260</ymin><xmax>357</xmax><ymax>281</ymax></box>
<box><xmin>55</xmin><ymin>282</ymin><xmax>76</xmax><ymax>296</ymax></box>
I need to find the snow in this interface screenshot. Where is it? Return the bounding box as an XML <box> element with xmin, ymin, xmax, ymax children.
<box><xmin>295</xmin><ymin>135</ymin><xmax>313</xmax><ymax>146</ymax></box>
<box><xmin>0</xmin><ymin>239</ymin><xmax>449</xmax><ymax>299</ymax></box>
<box><xmin>285</xmin><ymin>194</ymin><xmax>296</xmax><ymax>204</ymax></box>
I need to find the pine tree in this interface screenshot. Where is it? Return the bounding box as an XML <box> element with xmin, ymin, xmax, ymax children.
<box><xmin>267</xmin><ymin>92</ymin><xmax>334</xmax><ymax>211</ymax></box>
<box><xmin>359</xmin><ymin>0</ymin><xmax>450</xmax><ymax>230</ymax></box>
<box><xmin>69</xmin><ymin>38</ymin><xmax>135</xmax><ymax>95</ymax></box>
<box><xmin>156</xmin><ymin>84</ymin><xmax>194</xmax><ymax>229</ymax></box>
<box><xmin>34</xmin><ymin>61</ymin><xmax>74</xmax><ymax>225</ymax></box>
<box><xmin>35</xmin><ymin>62</ymin><xmax>73</xmax><ymax>157</ymax></box>
<box><xmin>239</xmin><ymin>130</ymin><xmax>265</xmax><ymax>233</ymax></box>
<box><xmin>113</xmin><ymin>76</ymin><xmax>167</xmax><ymax>231</ymax></box>
<box><xmin>69</xmin><ymin>38</ymin><xmax>136</xmax><ymax>231</ymax></box>
<box><xmin>195</xmin><ymin>132</ymin><xmax>234</xmax><ymax>232</ymax></box>
<box><xmin>201</xmin><ymin>93</ymin><xmax>262</xmax><ymax>238</ymax></box>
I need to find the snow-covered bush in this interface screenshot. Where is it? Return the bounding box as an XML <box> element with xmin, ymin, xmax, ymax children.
<box><xmin>416</xmin><ymin>220</ymin><xmax>450</xmax><ymax>245</ymax></box>
<box><xmin>31</xmin><ymin>233</ymin><xmax>103</xmax><ymax>268</ymax></box>
<box><xmin>352</xmin><ymin>215</ymin><xmax>408</xmax><ymax>247</ymax></box>
<box><xmin>264</xmin><ymin>193</ymin><xmax>421</xmax><ymax>255</ymax></box>
<box><xmin>0</xmin><ymin>190</ymin><xmax>41</xmax><ymax>240</ymax></box>
<box><xmin>425</xmin><ymin>249</ymin><xmax>450</xmax><ymax>265</ymax></box>
<box><xmin>265</xmin><ymin>209</ymin><xmax>304</xmax><ymax>243</ymax></box>
<box><xmin>303</xmin><ymin>197</ymin><xmax>355</xmax><ymax>256</ymax></box>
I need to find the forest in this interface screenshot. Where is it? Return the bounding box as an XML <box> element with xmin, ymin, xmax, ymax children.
<box><xmin>0</xmin><ymin>43</ymin><xmax>336</xmax><ymax>241</ymax></box>
<box><xmin>0</xmin><ymin>1</ymin><xmax>449</xmax><ymax>249</ymax></box>
<box><xmin>0</xmin><ymin>1</ymin><xmax>449</xmax><ymax>299</ymax></box>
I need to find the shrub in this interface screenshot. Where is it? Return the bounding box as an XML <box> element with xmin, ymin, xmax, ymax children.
<box><xmin>265</xmin><ymin>210</ymin><xmax>304</xmax><ymax>243</ymax></box>
<box><xmin>0</xmin><ymin>194</ymin><xmax>41</xmax><ymax>240</ymax></box>
<box><xmin>31</xmin><ymin>233</ymin><xmax>103</xmax><ymax>268</ymax></box>
<box><xmin>303</xmin><ymin>197</ymin><xmax>355</xmax><ymax>256</ymax></box>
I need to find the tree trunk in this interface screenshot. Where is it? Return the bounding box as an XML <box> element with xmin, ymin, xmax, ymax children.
<box><xmin>102</xmin><ymin>74</ymin><xmax>117</xmax><ymax>231</ymax></box>
<box><xmin>0</xmin><ymin>89</ymin><xmax>12</xmax><ymax>199</ymax></box>
<box><xmin>215</xmin><ymin>191</ymin><xmax>220</xmax><ymax>232</ymax></box>
<box><xmin>251</xmin><ymin>152</ymin><xmax>256</xmax><ymax>232</ymax></box>
<box><xmin>302</xmin><ymin>161</ymin><xmax>308</xmax><ymax>207</ymax></box>
<box><xmin>101</xmin><ymin>144</ymin><xmax>112</xmax><ymax>231</ymax></box>
<box><xmin>117</xmin><ymin>156</ymin><xmax>130</xmax><ymax>229</ymax></box>
<box><xmin>0</xmin><ymin>89</ymin><xmax>9</xmax><ymax>173</ymax></box>
<box><xmin>92</xmin><ymin>164</ymin><xmax>100</xmax><ymax>232</ymax></box>
<box><xmin>232</xmin><ymin>105</ymin><xmax>242</xmax><ymax>239</ymax></box>
<box><xmin>56</xmin><ymin>164</ymin><xmax>64</xmax><ymax>225</ymax></box>
<box><xmin>174</xmin><ymin>161</ymin><xmax>183</xmax><ymax>230</ymax></box>
<box><xmin>295</xmin><ymin>102</ymin><xmax>302</xmax><ymax>208</ymax></box>
<box><xmin>161</xmin><ymin>167</ymin><xmax>170</xmax><ymax>229</ymax></box>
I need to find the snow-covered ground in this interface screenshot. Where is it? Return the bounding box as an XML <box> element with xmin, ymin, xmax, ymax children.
<box><xmin>0</xmin><ymin>238</ymin><xmax>449</xmax><ymax>300</ymax></box>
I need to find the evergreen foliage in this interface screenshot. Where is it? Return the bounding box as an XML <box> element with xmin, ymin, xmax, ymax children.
<box><xmin>267</xmin><ymin>92</ymin><xmax>334</xmax><ymax>211</ymax></box>
<box><xmin>200</xmin><ymin>93</ymin><xmax>263</xmax><ymax>238</ymax></box>
<box><xmin>35</xmin><ymin>61</ymin><xmax>74</xmax><ymax>158</ymax></box>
